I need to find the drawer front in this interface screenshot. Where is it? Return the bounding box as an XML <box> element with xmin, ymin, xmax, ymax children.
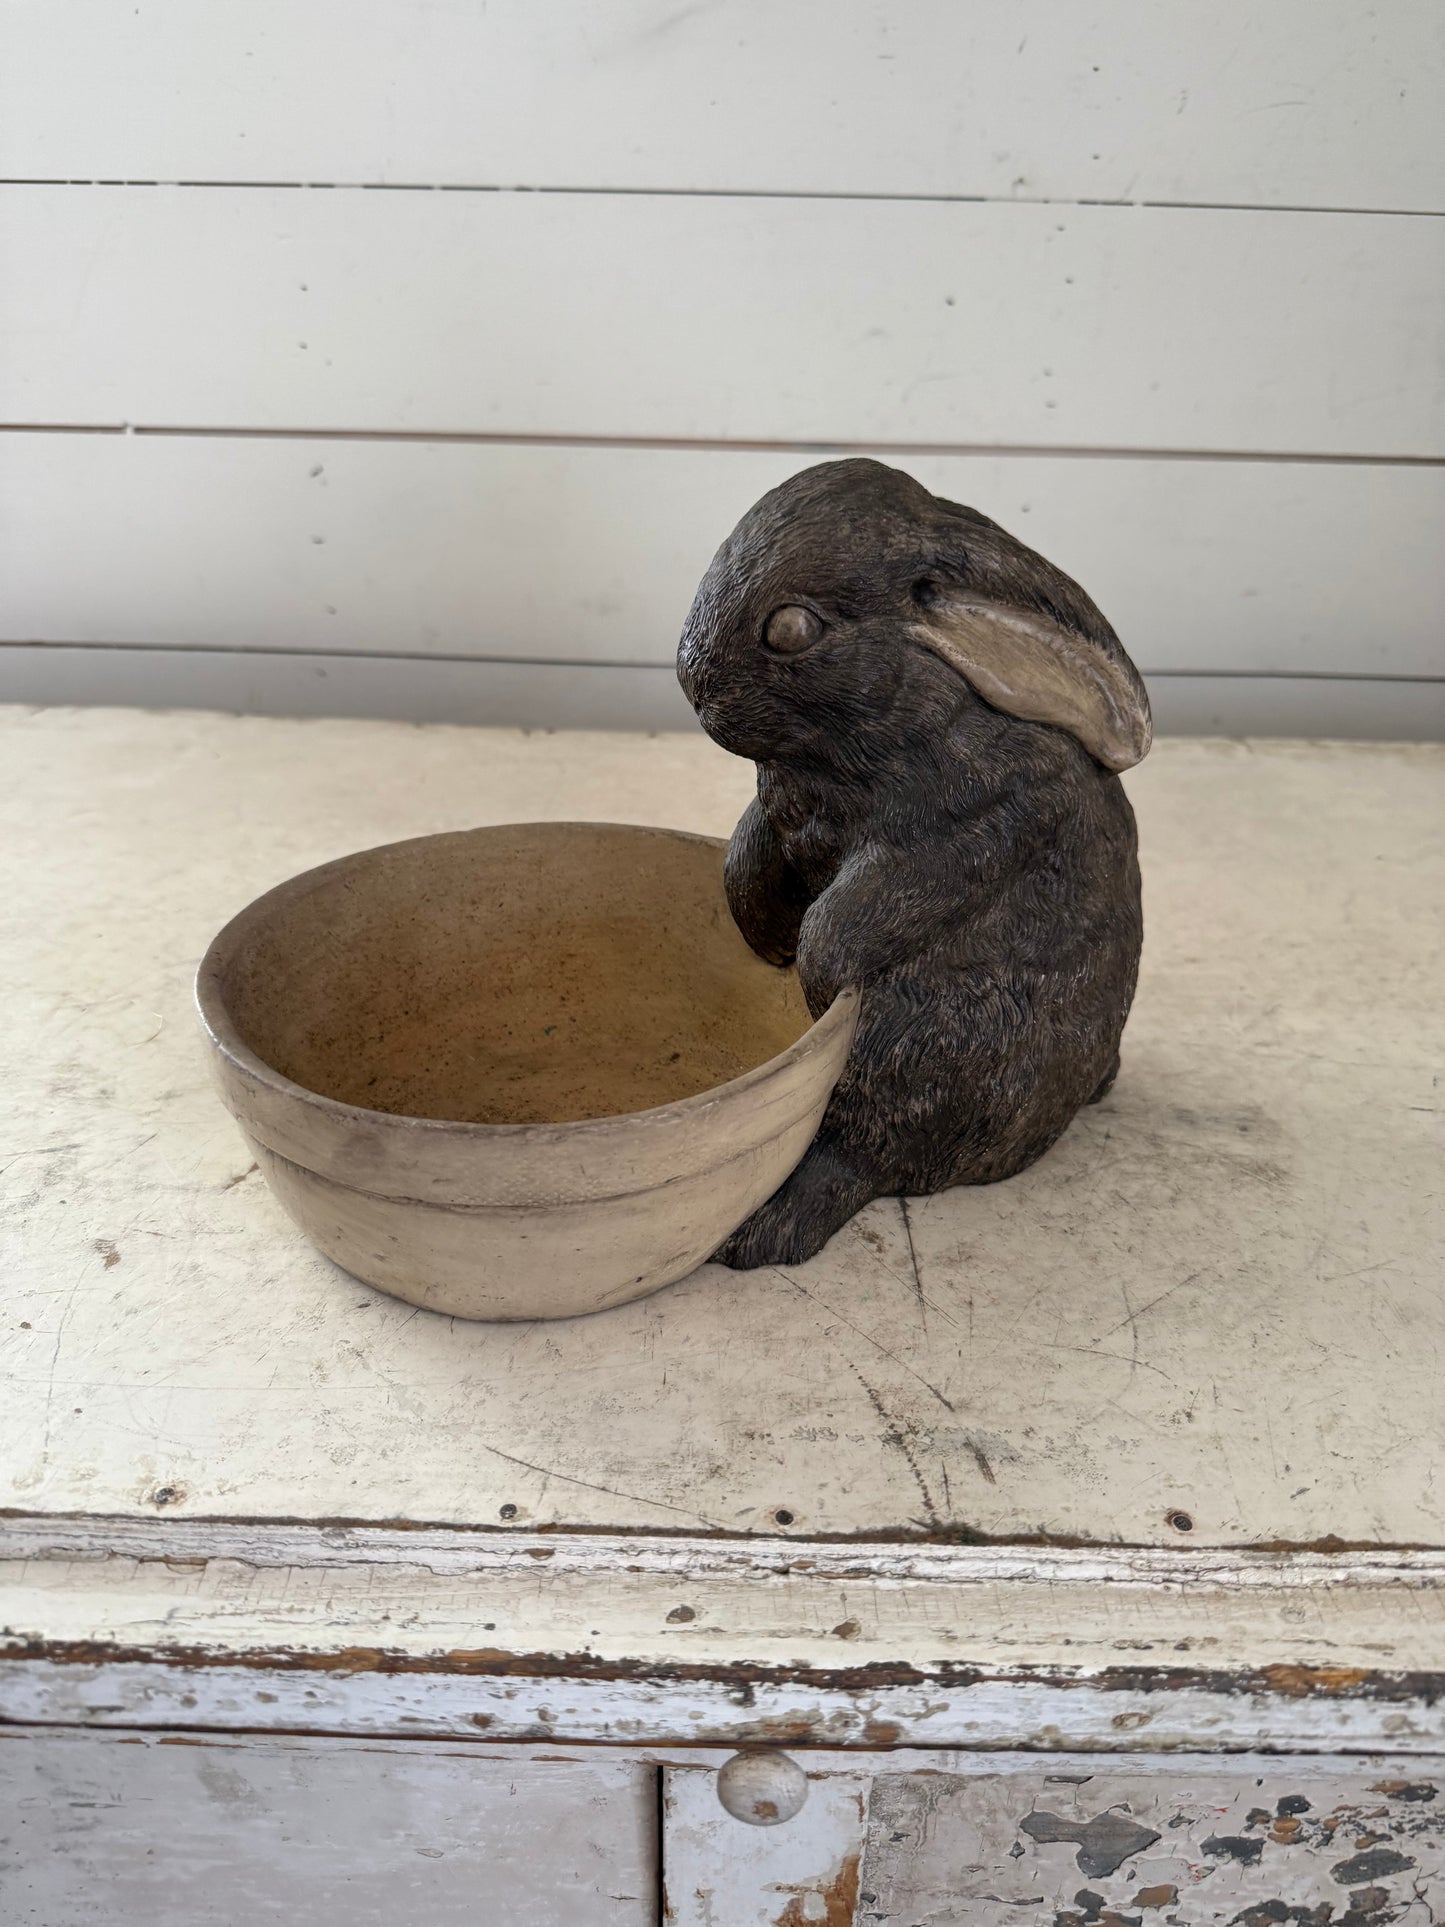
<box><xmin>664</xmin><ymin>1753</ymin><xmax>1445</xmax><ymax>1924</ymax></box>
<box><xmin>0</xmin><ymin>1729</ymin><xmax>656</xmax><ymax>1926</ymax></box>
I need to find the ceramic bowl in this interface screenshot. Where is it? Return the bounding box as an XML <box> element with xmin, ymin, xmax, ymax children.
<box><xmin>195</xmin><ymin>822</ymin><xmax>858</xmax><ymax>1320</ymax></box>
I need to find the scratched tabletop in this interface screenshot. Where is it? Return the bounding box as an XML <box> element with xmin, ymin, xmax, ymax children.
<box><xmin>3</xmin><ymin>708</ymin><xmax>1441</xmax><ymax>1549</ymax></box>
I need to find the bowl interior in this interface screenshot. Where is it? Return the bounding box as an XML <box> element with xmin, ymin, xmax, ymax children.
<box><xmin>210</xmin><ymin>823</ymin><xmax>816</xmax><ymax>1125</ymax></box>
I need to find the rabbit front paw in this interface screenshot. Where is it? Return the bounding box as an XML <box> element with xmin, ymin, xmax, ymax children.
<box><xmin>713</xmin><ymin>1196</ymin><xmax>832</xmax><ymax>1269</ymax></box>
<box><xmin>712</xmin><ymin>1139</ymin><xmax>877</xmax><ymax>1270</ymax></box>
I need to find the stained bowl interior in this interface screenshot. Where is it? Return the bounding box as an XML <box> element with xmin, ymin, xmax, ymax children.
<box><xmin>210</xmin><ymin>822</ymin><xmax>815</xmax><ymax>1126</ymax></box>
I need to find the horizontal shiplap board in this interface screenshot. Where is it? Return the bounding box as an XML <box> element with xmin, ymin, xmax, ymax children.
<box><xmin>0</xmin><ymin>647</ymin><xmax>694</xmax><ymax>731</ymax></box>
<box><xmin>2</xmin><ymin>189</ymin><xmax>1440</xmax><ymax>456</ymax></box>
<box><xmin>4</xmin><ymin>649</ymin><xmax>1440</xmax><ymax>740</ymax></box>
<box><xmin>3</xmin><ymin>434</ymin><xmax>1442</xmax><ymax>677</ymax></box>
<box><xmin>2</xmin><ymin>1</ymin><xmax>1441</xmax><ymax>212</ymax></box>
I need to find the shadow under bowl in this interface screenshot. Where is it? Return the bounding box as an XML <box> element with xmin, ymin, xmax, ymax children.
<box><xmin>195</xmin><ymin>822</ymin><xmax>858</xmax><ymax>1320</ymax></box>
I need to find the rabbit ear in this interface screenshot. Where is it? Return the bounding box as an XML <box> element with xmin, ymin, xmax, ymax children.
<box><xmin>911</xmin><ymin>588</ymin><xmax>1152</xmax><ymax>772</ymax></box>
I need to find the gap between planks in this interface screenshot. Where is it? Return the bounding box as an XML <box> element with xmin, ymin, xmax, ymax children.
<box><xmin>4</xmin><ymin>422</ymin><xmax>1443</xmax><ymax>466</ymax></box>
<box><xmin>3</xmin><ymin>178</ymin><xmax>1443</xmax><ymax>219</ymax></box>
<box><xmin>2</xmin><ymin>643</ymin><xmax>1440</xmax><ymax>687</ymax></box>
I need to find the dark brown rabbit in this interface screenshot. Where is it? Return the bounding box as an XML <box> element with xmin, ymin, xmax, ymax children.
<box><xmin>676</xmin><ymin>458</ymin><xmax>1151</xmax><ymax>1268</ymax></box>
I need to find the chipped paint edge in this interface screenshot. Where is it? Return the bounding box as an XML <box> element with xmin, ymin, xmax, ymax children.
<box><xmin>3</xmin><ymin>1658</ymin><xmax>1441</xmax><ymax>1753</ymax></box>
<box><xmin>6</xmin><ymin>1512</ymin><xmax>1444</xmax><ymax>1587</ymax></box>
<box><xmin>2</xmin><ymin>1517</ymin><xmax>1441</xmax><ymax>1750</ymax></box>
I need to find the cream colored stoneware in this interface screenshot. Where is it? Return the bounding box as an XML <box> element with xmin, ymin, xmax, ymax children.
<box><xmin>195</xmin><ymin>822</ymin><xmax>858</xmax><ymax>1320</ymax></box>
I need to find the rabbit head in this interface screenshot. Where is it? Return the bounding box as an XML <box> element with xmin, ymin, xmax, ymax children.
<box><xmin>677</xmin><ymin>458</ymin><xmax>1151</xmax><ymax>773</ymax></box>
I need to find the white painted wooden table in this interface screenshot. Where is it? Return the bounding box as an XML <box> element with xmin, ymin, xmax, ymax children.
<box><xmin>2</xmin><ymin>709</ymin><xmax>1442</xmax><ymax>1923</ymax></box>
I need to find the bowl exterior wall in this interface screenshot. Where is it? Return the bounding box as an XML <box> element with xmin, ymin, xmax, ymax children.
<box><xmin>245</xmin><ymin>1090</ymin><xmax>827</xmax><ymax>1319</ymax></box>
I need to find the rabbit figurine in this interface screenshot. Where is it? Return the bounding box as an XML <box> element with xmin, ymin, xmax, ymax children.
<box><xmin>676</xmin><ymin>458</ymin><xmax>1152</xmax><ymax>1269</ymax></box>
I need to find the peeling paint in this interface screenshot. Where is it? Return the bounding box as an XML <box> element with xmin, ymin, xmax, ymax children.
<box><xmin>1052</xmin><ymin>1887</ymin><xmax>1149</xmax><ymax>1927</ymax></box>
<box><xmin>859</xmin><ymin>1721</ymin><xmax>901</xmax><ymax>1746</ymax></box>
<box><xmin>5</xmin><ymin>1633</ymin><xmax>1438</xmax><ymax>1710</ymax></box>
<box><xmin>1021</xmin><ymin>1808</ymin><xmax>1162</xmax><ymax>1879</ymax></box>
<box><xmin>774</xmin><ymin>1852</ymin><xmax>860</xmax><ymax>1927</ymax></box>
<box><xmin>1226</xmin><ymin>1905</ymin><xmax>1337</xmax><ymax>1926</ymax></box>
<box><xmin>1329</xmin><ymin>1846</ymin><xmax>1415</xmax><ymax>1884</ymax></box>
<box><xmin>818</xmin><ymin>1760</ymin><xmax>1445</xmax><ymax>1926</ymax></box>
<box><xmin>1203</xmin><ymin>1832</ymin><xmax>1267</xmax><ymax>1865</ymax></box>
<box><xmin>1260</xmin><ymin>1664</ymin><xmax>1377</xmax><ymax>1698</ymax></box>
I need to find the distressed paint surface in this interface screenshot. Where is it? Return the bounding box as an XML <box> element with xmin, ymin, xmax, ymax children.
<box><xmin>4</xmin><ymin>1523</ymin><xmax>1443</xmax><ymax>1751</ymax></box>
<box><xmin>5</xmin><ymin>1520</ymin><xmax>1443</xmax><ymax>1675</ymax></box>
<box><xmin>1</xmin><ymin>1520</ymin><xmax>1442</xmax><ymax>1744</ymax></box>
<box><xmin>852</xmin><ymin>1761</ymin><xmax>1445</xmax><ymax>1925</ymax></box>
<box><xmin>0</xmin><ymin>1726</ymin><xmax>656</xmax><ymax>1925</ymax></box>
<box><xmin>2</xmin><ymin>711</ymin><xmax>1441</xmax><ymax>1551</ymax></box>
<box><xmin>7</xmin><ymin>1656</ymin><xmax>1442</xmax><ymax>1756</ymax></box>
<box><xmin>665</xmin><ymin>1761</ymin><xmax>866</xmax><ymax>1926</ymax></box>
<box><xmin>664</xmin><ymin>1755</ymin><xmax>1445</xmax><ymax>1925</ymax></box>
<box><xmin>6</xmin><ymin>1729</ymin><xmax>1442</xmax><ymax>1926</ymax></box>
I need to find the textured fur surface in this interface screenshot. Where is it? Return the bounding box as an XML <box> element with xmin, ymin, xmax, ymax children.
<box><xmin>676</xmin><ymin>458</ymin><xmax>1149</xmax><ymax>1269</ymax></box>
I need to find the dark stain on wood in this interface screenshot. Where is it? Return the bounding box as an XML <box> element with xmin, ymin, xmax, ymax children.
<box><xmin>746</xmin><ymin>1714</ymin><xmax>827</xmax><ymax>1745</ymax></box>
<box><xmin>3</xmin><ymin>1633</ymin><xmax>1441</xmax><ymax>1725</ymax></box>
<box><xmin>1259</xmin><ymin>1664</ymin><xmax>1375</xmax><ymax>1698</ymax></box>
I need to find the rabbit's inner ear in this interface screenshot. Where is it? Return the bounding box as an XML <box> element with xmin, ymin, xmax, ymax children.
<box><xmin>911</xmin><ymin>592</ymin><xmax>1152</xmax><ymax>772</ymax></box>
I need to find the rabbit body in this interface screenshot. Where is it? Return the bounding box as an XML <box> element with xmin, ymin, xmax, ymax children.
<box><xmin>677</xmin><ymin>458</ymin><xmax>1148</xmax><ymax>1269</ymax></box>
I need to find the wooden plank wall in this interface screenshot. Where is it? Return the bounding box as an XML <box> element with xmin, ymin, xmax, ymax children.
<box><xmin>1</xmin><ymin>1</ymin><xmax>1442</xmax><ymax>736</ymax></box>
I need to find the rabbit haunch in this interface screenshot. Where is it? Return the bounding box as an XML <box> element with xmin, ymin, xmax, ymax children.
<box><xmin>676</xmin><ymin>457</ymin><xmax>1150</xmax><ymax>1270</ymax></box>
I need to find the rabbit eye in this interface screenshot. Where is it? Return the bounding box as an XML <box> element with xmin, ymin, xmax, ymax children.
<box><xmin>763</xmin><ymin>605</ymin><xmax>823</xmax><ymax>654</ymax></box>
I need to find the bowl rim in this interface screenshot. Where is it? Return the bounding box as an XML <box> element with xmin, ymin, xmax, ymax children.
<box><xmin>194</xmin><ymin>820</ymin><xmax>860</xmax><ymax>1144</ymax></box>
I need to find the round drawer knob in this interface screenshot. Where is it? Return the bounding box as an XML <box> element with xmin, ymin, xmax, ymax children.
<box><xmin>716</xmin><ymin>1749</ymin><xmax>809</xmax><ymax>1825</ymax></box>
